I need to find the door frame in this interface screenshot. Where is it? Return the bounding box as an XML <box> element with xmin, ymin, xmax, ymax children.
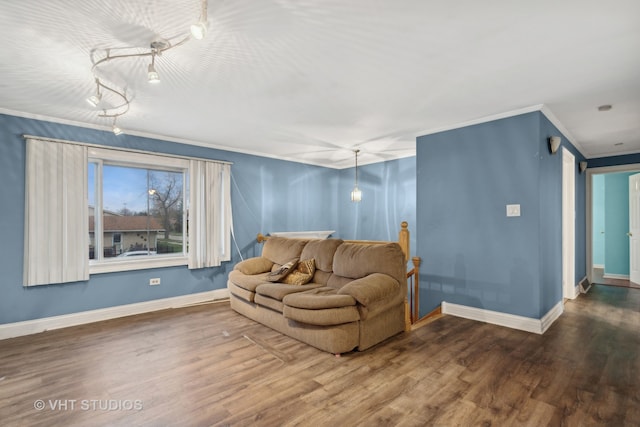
<box><xmin>562</xmin><ymin>148</ymin><xmax>576</xmax><ymax>300</ymax></box>
<box><xmin>629</xmin><ymin>174</ymin><xmax>640</xmax><ymax>284</ymax></box>
<box><xmin>585</xmin><ymin>162</ymin><xmax>640</xmax><ymax>286</ymax></box>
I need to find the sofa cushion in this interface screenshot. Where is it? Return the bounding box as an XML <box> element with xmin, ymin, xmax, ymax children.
<box><xmin>254</xmin><ymin>294</ymin><xmax>284</xmax><ymax>313</ymax></box>
<box><xmin>256</xmin><ymin>282</ymin><xmax>324</xmax><ymax>301</ymax></box>
<box><xmin>228</xmin><ymin>280</ymin><xmax>256</xmax><ymax>303</ymax></box>
<box><xmin>228</xmin><ymin>270</ymin><xmax>270</xmax><ymax>292</ymax></box>
<box><xmin>282</xmin><ymin>258</ymin><xmax>315</xmax><ymax>285</ymax></box>
<box><xmin>338</xmin><ymin>273</ymin><xmax>403</xmax><ymax>320</ymax></box>
<box><xmin>234</xmin><ymin>257</ymin><xmax>273</xmax><ymax>275</ymax></box>
<box><xmin>266</xmin><ymin>258</ymin><xmax>299</xmax><ymax>282</ymax></box>
<box><xmin>332</xmin><ymin>242</ymin><xmax>406</xmax><ymax>284</ymax></box>
<box><xmin>262</xmin><ymin>237</ymin><xmax>308</xmax><ymax>265</ymax></box>
<box><xmin>337</xmin><ymin>273</ymin><xmax>400</xmax><ymax>306</ymax></box>
<box><xmin>283</xmin><ymin>305</ymin><xmax>360</xmax><ymax>326</ymax></box>
<box><xmin>299</xmin><ymin>239</ymin><xmax>343</xmax><ymax>272</ymax></box>
<box><xmin>283</xmin><ymin>287</ymin><xmax>356</xmax><ymax>309</ymax></box>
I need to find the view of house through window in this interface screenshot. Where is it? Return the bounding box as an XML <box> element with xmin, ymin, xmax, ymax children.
<box><xmin>89</xmin><ymin>162</ymin><xmax>187</xmax><ymax>262</ymax></box>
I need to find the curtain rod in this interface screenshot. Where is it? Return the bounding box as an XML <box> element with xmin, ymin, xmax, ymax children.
<box><xmin>22</xmin><ymin>134</ymin><xmax>233</xmax><ymax>165</ymax></box>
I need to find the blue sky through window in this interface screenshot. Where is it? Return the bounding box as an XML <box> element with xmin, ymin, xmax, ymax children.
<box><xmin>88</xmin><ymin>164</ymin><xmax>182</xmax><ymax>214</ymax></box>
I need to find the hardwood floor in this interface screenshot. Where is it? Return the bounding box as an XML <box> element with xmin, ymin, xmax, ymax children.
<box><xmin>1</xmin><ymin>285</ymin><xmax>638</xmax><ymax>426</ymax></box>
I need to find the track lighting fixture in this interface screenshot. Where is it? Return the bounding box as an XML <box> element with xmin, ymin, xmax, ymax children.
<box><xmin>86</xmin><ymin>0</ymin><xmax>208</xmax><ymax>129</ymax></box>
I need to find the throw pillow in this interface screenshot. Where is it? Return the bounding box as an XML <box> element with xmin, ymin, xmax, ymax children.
<box><xmin>282</xmin><ymin>258</ymin><xmax>316</xmax><ymax>285</ymax></box>
<box><xmin>266</xmin><ymin>258</ymin><xmax>299</xmax><ymax>282</ymax></box>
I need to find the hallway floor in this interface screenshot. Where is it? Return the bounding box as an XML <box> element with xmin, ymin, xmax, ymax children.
<box><xmin>592</xmin><ymin>266</ymin><xmax>640</xmax><ymax>289</ymax></box>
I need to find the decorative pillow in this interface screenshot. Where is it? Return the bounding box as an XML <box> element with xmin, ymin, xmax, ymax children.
<box><xmin>282</xmin><ymin>258</ymin><xmax>316</xmax><ymax>286</ymax></box>
<box><xmin>266</xmin><ymin>258</ymin><xmax>299</xmax><ymax>282</ymax></box>
<box><xmin>235</xmin><ymin>257</ymin><xmax>274</xmax><ymax>275</ymax></box>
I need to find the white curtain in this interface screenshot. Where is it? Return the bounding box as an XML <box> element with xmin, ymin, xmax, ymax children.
<box><xmin>24</xmin><ymin>138</ymin><xmax>89</xmax><ymax>286</ymax></box>
<box><xmin>188</xmin><ymin>160</ymin><xmax>232</xmax><ymax>269</ymax></box>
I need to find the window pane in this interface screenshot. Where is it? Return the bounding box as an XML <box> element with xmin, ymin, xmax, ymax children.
<box><xmin>100</xmin><ymin>165</ymin><xmax>185</xmax><ymax>259</ymax></box>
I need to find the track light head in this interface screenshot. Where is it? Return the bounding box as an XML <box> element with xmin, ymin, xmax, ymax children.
<box><xmin>190</xmin><ymin>21</ymin><xmax>207</xmax><ymax>40</ymax></box>
<box><xmin>111</xmin><ymin>117</ymin><xmax>123</xmax><ymax>135</ymax></box>
<box><xmin>147</xmin><ymin>52</ymin><xmax>160</xmax><ymax>83</ymax></box>
<box><xmin>147</xmin><ymin>63</ymin><xmax>160</xmax><ymax>83</ymax></box>
<box><xmin>86</xmin><ymin>93</ymin><xmax>102</xmax><ymax>107</ymax></box>
<box><xmin>191</xmin><ymin>0</ymin><xmax>208</xmax><ymax>39</ymax></box>
<box><xmin>87</xmin><ymin>79</ymin><xmax>102</xmax><ymax>106</ymax></box>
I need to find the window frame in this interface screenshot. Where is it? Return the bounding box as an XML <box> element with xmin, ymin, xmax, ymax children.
<box><xmin>88</xmin><ymin>146</ymin><xmax>190</xmax><ymax>274</ymax></box>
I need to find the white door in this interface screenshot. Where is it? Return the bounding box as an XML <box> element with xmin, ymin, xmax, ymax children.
<box><xmin>562</xmin><ymin>148</ymin><xmax>576</xmax><ymax>299</ymax></box>
<box><xmin>629</xmin><ymin>174</ymin><xmax>640</xmax><ymax>284</ymax></box>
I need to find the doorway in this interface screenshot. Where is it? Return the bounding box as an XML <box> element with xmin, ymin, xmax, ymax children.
<box><xmin>586</xmin><ymin>163</ymin><xmax>640</xmax><ymax>288</ymax></box>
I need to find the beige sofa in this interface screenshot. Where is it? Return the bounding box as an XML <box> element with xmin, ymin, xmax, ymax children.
<box><xmin>228</xmin><ymin>236</ymin><xmax>407</xmax><ymax>355</ymax></box>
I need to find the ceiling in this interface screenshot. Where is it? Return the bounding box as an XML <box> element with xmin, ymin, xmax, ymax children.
<box><xmin>1</xmin><ymin>0</ymin><xmax>639</xmax><ymax>169</ymax></box>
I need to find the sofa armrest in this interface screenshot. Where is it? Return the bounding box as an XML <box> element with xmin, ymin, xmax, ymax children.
<box><xmin>337</xmin><ymin>273</ymin><xmax>400</xmax><ymax>306</ymax></box>
<box><xmin>234</xmin><ymin>257</ymin><xmax>274</xmax><ymax>275</ymax></box>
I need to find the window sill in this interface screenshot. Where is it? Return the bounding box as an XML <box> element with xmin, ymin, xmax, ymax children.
<box><xmin>90</xmin><ymin>256</ymin><xmax>188</xmax><ymax>275</ymax></box>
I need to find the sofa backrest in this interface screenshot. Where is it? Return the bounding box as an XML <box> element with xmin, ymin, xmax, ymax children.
<box><xmin>262</xmin><ymin>237</ymin><xmax>308</xmax><ymax>266</ymax></box>
<box><xmin>261</xmin><ymin>237</ymin><xmax>406</xmax><ymax>290</ymax></box>
<box><xmin>299</xmin><ymin>238</ymin><xmax>344</xmax><ymax>285</ymax></box>
<box><xmin>330</xmin><ymin>242</ymin><xmax>406</xmax><ymax>288</ymax></box>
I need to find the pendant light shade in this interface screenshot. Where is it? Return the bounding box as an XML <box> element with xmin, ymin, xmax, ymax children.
<box><xmin>351</xmin><ymin>149</ymin><xmax>362</xmax><ymax>202</ymax></box>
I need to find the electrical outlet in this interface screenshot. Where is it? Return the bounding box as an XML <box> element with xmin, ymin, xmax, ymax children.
<box><xmin>149</xmin><ymin>278</ymin><xmax>161</xmax><ymax>286</ymax></box>
<box><xmin>506</xmin><ymin>204</ymin><xmax>521</xmax><ymax>217</ymax></box>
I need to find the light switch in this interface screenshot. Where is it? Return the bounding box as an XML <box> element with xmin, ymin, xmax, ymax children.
<box><xmin>506</xmin><ymin>204</ymin><xmax>521</xmax><ymax>217</ymax></box>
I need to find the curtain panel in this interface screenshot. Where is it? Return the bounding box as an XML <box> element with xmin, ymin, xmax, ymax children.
<box><xmin>188</xmin><ymin>160</ymin><xmax>232</xmax><ymax>269</ymax></box>
<box><xmin>23</xmin><ymin>138</ymin><xmax>89</xmax><ymax>286</ymax></box>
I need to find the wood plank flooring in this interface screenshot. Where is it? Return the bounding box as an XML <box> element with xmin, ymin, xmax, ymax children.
<box><xmin>1</xmin><ymin>284</ymin><xmax>638</xmax><ymax>426</ymax></box>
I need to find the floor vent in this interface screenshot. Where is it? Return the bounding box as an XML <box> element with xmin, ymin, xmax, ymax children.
<box><xmin>580</xmin><ymin>277</ymin><xmax>592</xmax><ymax>294</ymax></box>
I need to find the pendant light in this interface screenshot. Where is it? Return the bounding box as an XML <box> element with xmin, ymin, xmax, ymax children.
<box><xmin>351</xmin><ymin>149</ymin><xmax>362</xmax><ymax>202</ymax></box>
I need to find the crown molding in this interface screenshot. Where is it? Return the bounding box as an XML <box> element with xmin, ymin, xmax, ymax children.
<box><xmin>0</xmin><ymin>108</ymin><xmax>341</xmax><ymax>169</ymax></box>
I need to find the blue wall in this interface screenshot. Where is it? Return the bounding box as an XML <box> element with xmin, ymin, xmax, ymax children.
<box><xmin>416</xmin><ymin>111</ymin><xmax>586</xmax><ymax>319</ymax></box>
<box><xmin>603</xmin><ymin>172</ymin><xmax>634</xmax><ymax>276</ymax></box>
<box><xmin>0</xmin><ymin>113</ymin><xmax>416</xmax><ymax>325</ymax></box>
<box><xmin>592</xmin><ymin>174</ymin><xmax>605</xmax><ymax>266</ymax></box>
<box><xmin>0</xmin><ymin>114</ymin><xmax>340</xmax><ymax>324</ymax></box>
<box><xmin>337</xmin><ymin>157</ymin><xmax>417</xmax><ymax>258</ymax></box>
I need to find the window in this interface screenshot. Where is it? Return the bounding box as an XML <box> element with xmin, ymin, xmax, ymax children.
<box><xmin>88</xmin><ymin>147</ymin><xmax>189</xmax><ymax>273</ymax></box>
<box><xmin>23</xmin><ymin>137</ymin><xmax>233</xmax><ymax>285</ymax></box>
<box><xmin>89</xmin><ymin>164</ymin><xmax>186</xmax><ymax>262</ymax></box>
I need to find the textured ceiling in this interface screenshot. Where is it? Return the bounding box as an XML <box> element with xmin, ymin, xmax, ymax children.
<box><xmin>0</xmin><ymin>0</ymin><xmax>639</xmax><ymax>168</ymax></box>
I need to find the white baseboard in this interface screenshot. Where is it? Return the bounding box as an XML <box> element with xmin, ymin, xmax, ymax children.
<box><xmin>0</xmin><ymin>289</ymin><xmax>229</xmax><ymax>341</ymax></box>
<box><xmin>592</xmin><ymin>264</ymin><xmax>604</xmax><ymax>270</ymax></box>
<box><xmin>540</xmin><ymin>301</ymin><xmax>564</xmax><ymax>333</ymax></box>
<box><xmin>602</xmin><ymin>273</ymin><xmax>630</xmax><ymax>280</ymax></box>
<box><xmin>442</xmin><ymin>300</ymin><xmax>564</xmax><ymax>334</ymax></box>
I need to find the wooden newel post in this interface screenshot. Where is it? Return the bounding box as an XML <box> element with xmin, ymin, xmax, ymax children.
<box><xmin>400</xmin><ymin>221</ymin><xmax>411</xmax><ymax>331</ymax></box>
<box><xmin>398</xmin><ymin>221</ymin><xmax>410</xmax><ymax>263</ymax></box>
